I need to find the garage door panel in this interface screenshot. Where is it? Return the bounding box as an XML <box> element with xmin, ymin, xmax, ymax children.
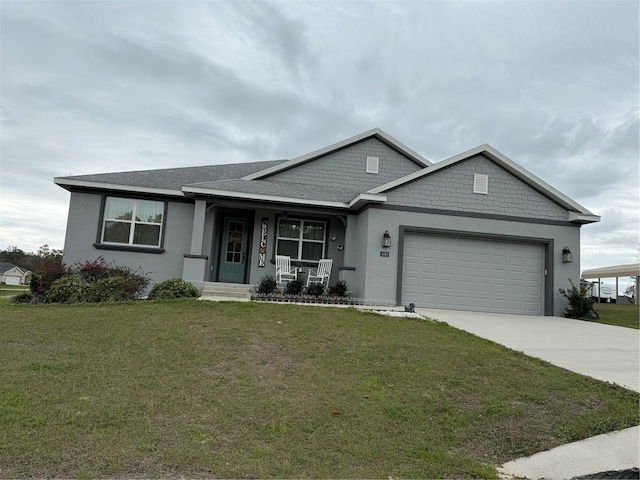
<box><xmin>5</xmin><ymin>275</ymin><xmax>21</xmax><ymax>285</ymax></box>
<box><xmin>525</xmin><ymin>285</ymin><xmax>540</xmax><ymax>296</ymax></box>
<box><xmin>525</xmin><ymin>301</ymin><xmax>540</xmax><ymax>313</ymax></box>
<box><xmin>492</xmin><ymin>299</ymin><xmax>506</xmax><ymax>309</ymax></box>
<box><xmin>402</xmin><ymin>234</ymin><xmax>544</xmax><ymax>315</ymax></box>
<box><xmin>404</xmin><ymin>275</ymin><xmax>418</xmax><ymax>288</ymax></box>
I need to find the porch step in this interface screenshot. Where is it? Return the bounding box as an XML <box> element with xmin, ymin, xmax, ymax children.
<box><xmin>200</xmin><ymin>284</ymin><xmax>251</xmax><ymax>302</ymax></box>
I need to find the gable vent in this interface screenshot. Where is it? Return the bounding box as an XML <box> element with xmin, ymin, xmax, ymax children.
<box><xmin>473</xmin><ymin>174</ymin><xmax>488</xmax><ymax>194</ymax></box>
<box><xmin>366</xmin><ymin>156</ymin><xmax>379</xmax><ymax>174</ymax></box>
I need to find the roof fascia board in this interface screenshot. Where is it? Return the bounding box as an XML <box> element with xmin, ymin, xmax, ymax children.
<box><xmin>348</xmin><ymin>192</ymin><xmax>388</xmax><ymax>209</ymax></box>
<box><xmin>568</xmin><ymin>212</ymin><xmax>601</xmax><ymax>224</ymax></box>
<box><xmin>242</xmin><ymin>128</ymin><xmax>431</xmax><ymax>181</ymax></box>
<box><xmin>182</xmin><ymin>186</ymin><xmax>387</xmax><ymax>210</ymax></box>
<box><xmin>183</xmin><ymin>186</ymin><xmax>348</xmax><ymax>208</ymax></box>
<box><xmin>369</xmin><ymin>144</ymin><xmax>597</xmax><ymax>218</ymax></box>
<box><xmin>54</xmin><ymin>178</ymin><xmax>184</xmax><ymax>197</ymax></box>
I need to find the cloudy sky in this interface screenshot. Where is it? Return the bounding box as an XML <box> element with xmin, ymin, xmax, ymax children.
<box><xmin>1</xmin><ymin>1</ymin><xmax>638</xmax><ymax>279</ymax></box>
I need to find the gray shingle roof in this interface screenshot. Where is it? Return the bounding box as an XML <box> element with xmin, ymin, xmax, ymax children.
<box><xmin>56</xmin><ymin>160</ymin><xmax>287</xmax><ymax>192</ymax></box>
<box><xmin>0</xmin><ymin>262</ymin><xmax>27</xmax><ymax>274</ymax></box>
<box><xmin>185</xmin><ymin>179</ymin><xmax>362</xmax><ymax>203</ymax></box>
<box><xmin>55</xmin><ymin>158</ymin><xmax>369</xmax><ymax>204</ymax></box>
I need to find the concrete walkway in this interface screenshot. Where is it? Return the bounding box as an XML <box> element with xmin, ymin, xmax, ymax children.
<box><xmin>415</xmin><ymin>308</ymin><xmax>640</xmax><ymax>480</ymax></box>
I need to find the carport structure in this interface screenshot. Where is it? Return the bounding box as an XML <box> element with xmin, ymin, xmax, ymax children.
<box><xmin>581</xmin><ymin>263</ymin><xmax>640</xmax><ymax>304</ymax></box>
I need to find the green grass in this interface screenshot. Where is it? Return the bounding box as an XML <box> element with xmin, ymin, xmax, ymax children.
<box><xmin>1</xmin><ymin>300</ymin><xmax>638</xmax><ymax>478</ymax></box>
<box><xmin>0</xmin><ymin>284</ymin><xmax>29</xmax><ymax>292</ymax></box>
<box><xmin>591</xmin><ymin>303</ymin><xmax>639</xmax><ymax>329</ymax></box>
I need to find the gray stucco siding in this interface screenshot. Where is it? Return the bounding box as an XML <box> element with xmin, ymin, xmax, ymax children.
<box><xmin>357</xmin><ymin>207</ymin><xmax>580</xmax><ymax>316</ymax></box>
<box><xmin>339</xmin><ymin>212</ymin><xmax>368</xmax><ymax>298</ymax></box>
<box><xmin>62</xmin><ymin>191</ymin><xmax>194</xmax><ymax>285</ymax></box>
<box><xmin>385</xmin><ymin>155</ymin><xmax>569</xmax><ymax>221</ymax></box>
<box><xmin>267</xmin><ymin>138</ymin><xmax>423</xmax><ymax>191</ymax></box>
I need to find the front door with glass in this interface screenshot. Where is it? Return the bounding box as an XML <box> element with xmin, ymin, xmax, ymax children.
<box><xmin>217</xmin><ymin>217</ymin><xmax>249</xmax><ymax>283</ymax></box>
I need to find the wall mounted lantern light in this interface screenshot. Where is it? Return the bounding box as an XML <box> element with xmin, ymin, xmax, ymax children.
<box><xmin>281</xmin><ymin>210</ymin><xmax>289</xmax><ymax>221</ymax></box>
<box><xmin>382</xmin><ymin>230</ymin><xmax>391</xmax><ymax>248</ymax></box>
<box><xmin>562</xmin><ymin>246</ymin><xmax>573</xmax><ymax>263</ymax></box>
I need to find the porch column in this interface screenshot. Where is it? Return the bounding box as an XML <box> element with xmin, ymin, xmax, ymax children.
<box><xmin>183</xmin><ymin>199</ymin><xmax>208</xmax><ymax>282</ymax></box>
<box><xmin>190</xmin><ymin>199</ymin><xmax>207</xmax><ymax>255</ymax></box>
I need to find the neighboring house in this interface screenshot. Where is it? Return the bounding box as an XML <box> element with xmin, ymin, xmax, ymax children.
<box><xmin>55</xmin><ymin>128</ymin><xmax>600</xmax><ymax>316</ymax></box>
<box><xmin>0</xmin><ymin>262</ymin><xmax>31</xmax><ymax>286</ymax></box>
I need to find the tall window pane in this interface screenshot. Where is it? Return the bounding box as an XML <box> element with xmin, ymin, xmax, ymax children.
<box><xmin>278</xmin><ymin>220</ymin><xmax>300</xmax><ymax>238</ymax></box>
<box><xmin>277</xmin><ymin>239</ymin><xmax>298</xmax><ymax>258</ymax></box>
<box><xmin>135</xmin><ymin>200</ymin><xmax>163</xmax><ymax>223</ymax></box>
<box><xmin>104</xmin><ymin>198</ymin><xmax>133</xmax><ymax>221</ymax></box>
<box><xmin>133</xmin><ymin>224</ymin><xmax>161</xmax><ymax>246</ymax></box>
<box><xmin>302</xmin><ymin>242</ymin><xmax>323</xmax><ymax>261</ymax></box>
<box><xmin>303</xmin><ymin>221</ymin><xmax>324</xmax><ymax>241</ymax></box>
<box><xmin>103</xmin><ymin>221</ymin><xmax>131</xmax><ymax>243</ymax></box>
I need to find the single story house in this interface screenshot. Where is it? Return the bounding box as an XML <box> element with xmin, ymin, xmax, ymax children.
<box><xmin>55</xmin><ymin>128</ymin><xmax>599</xmax><ymax>316</ymax></box>
<box><xmin>0</xmin><ymin>262</ymin><xmax>31</xmax><ymax>286</ymax></box>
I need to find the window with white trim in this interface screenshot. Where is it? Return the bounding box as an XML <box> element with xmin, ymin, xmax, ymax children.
<box><xmin>276</xmin><ymin>218</ymin><xmax>326</xmax><ymax>262</ymax></box>
<box><xmin>101</xmin><ymin>197</ymin><xmax>164</xmax><ymax>247</ymax></box>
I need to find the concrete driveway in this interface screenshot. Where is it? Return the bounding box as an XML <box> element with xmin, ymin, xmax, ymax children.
<box><xmin>415</xmin><ymin>308</ymin><xmax>639</xmax><ymax>392</ymax></box>
<box><xmin>414</xmin><ymin>308</ymin><xmax>640</xmax><ymax>479</ymax></box>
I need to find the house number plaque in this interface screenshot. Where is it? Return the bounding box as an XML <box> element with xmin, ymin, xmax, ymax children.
<box><xmin>258</xmin><ymin>218</ymin><xmax>268</xmax><ymax>267</ymax></box>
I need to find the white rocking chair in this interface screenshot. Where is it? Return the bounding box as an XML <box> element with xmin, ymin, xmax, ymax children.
<box><xmin>275</xmin><ymin>255</ymin><xmax>298</xmax><ymax>285</ymax></box>
<box><xmin>306</xmin><ymin>259</ymin><xmax>333</xmax><ymax>288</ymax></box>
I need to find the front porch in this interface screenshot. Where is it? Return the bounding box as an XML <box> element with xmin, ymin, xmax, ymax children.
<box><xmin>181</xmin><ymin>199</ymin><xmax>353</xmax><ymax>290</ymax></box>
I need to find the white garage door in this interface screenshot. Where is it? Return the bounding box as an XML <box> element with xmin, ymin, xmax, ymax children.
<box><xmin>5</xmin><ymin>275</ymin><xmax>22</xmax><ymax>286</ymax></box>
<box><xmin>402</xmin><ymin>234</ymin><xmax>544</xmax><ymax>315</ymax></box>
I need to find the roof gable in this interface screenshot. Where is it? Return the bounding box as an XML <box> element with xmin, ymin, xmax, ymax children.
<box><xmin>254</xmin><ymin>137</ymin><xmax>428</xmax><ymax>193</ymax></box>
<box><xmin>242</xmin><ymin>128</ymin><xmax>431</xmax><ymax>181</ymax></box>
<box><xmin>370</xmin><ymin>144</ymin><xmax>599</xmax><ymax>223</ymax></box>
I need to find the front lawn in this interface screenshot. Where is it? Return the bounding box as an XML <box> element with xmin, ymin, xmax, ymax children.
<box><xmin>0</xmin><ymin>284</ymin><xmax>29</xmax><ymax>292</ymax></box>
<box><xmin>1</xmin><ymin>300</ymin><xmax>638</xmax><ymax>478</ymax></box>
<box><xmin>591</xmin><ymin>302</ymin><xmax>639</xmax><ymax>329</ymax></box>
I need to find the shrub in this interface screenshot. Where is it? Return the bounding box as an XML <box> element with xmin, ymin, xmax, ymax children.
<box><xmin>71</xmin><ymin>257</ymin><xmax>150</xmax><ymax>298</ymax></box>
<box><xmin>74</xmin><ymin>256</ymin><xmax>113</xmax><ymax>283</ymax></box>
<box><xmin>256</xmin><ymin>275</ymin><xmax>278</xmax><ymax>294</ymax></box>
<box><xmin>327</xmin><ymin>280</ymin><xmax>349</xmax><ymax>297</ymax></box>
<box><xmin>284</xmin><ymin>280</ymin><xmax>304</xmax><ymax>295</ymax></box>
<box><xmin>45</xmin><ymin>276</ymin><xmax>89</xmax><ymax>303</ymax></box>
<box><xmin>22</xmin><ymin>257</ymin><xmax>150</xmax><ymax>304</ymax></box>
<box><xmin>89</xmin><ymin>277</ymin><xmax>134</xmax><ymax>302</ymax></box>
<box><xmin>113</xmin><ymin>267</ymin><xmax>151</xmax><ymax>299</ymax></box>
<box><xmin>30</xmin><ymin>259</ymin><xmax>70</xmax><ymax>297</ymax></box>
<box><xmin>11</xmin><ymin>292</ymin><xmax>33</xmax><ymax>304</ymax></box>
<box><xmin>306</xmin><ymin>282</ymin><xmax>326</xmax><ymax>297</ymax></box>
<box><xmin>559</xmin><ymin>279</ymin><xmax>594</xmax><ymax>319</ymax></box>
<box><xmin>148</xmin><ymin>278</ymin><xmax>199</xmax><ymax>300</ymax></box>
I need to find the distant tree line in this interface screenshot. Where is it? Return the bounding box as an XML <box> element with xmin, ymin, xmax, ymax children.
<box><xmin>0</xmin><ymin>245</ymin><xmax>63</xmax><ymax>273</ymax></box>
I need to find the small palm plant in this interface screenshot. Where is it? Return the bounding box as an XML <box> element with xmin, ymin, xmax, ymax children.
<box><xmin>559</xmin><ymin>279</ymin><xmax>594</xmax><ymax>319</ymax></box>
